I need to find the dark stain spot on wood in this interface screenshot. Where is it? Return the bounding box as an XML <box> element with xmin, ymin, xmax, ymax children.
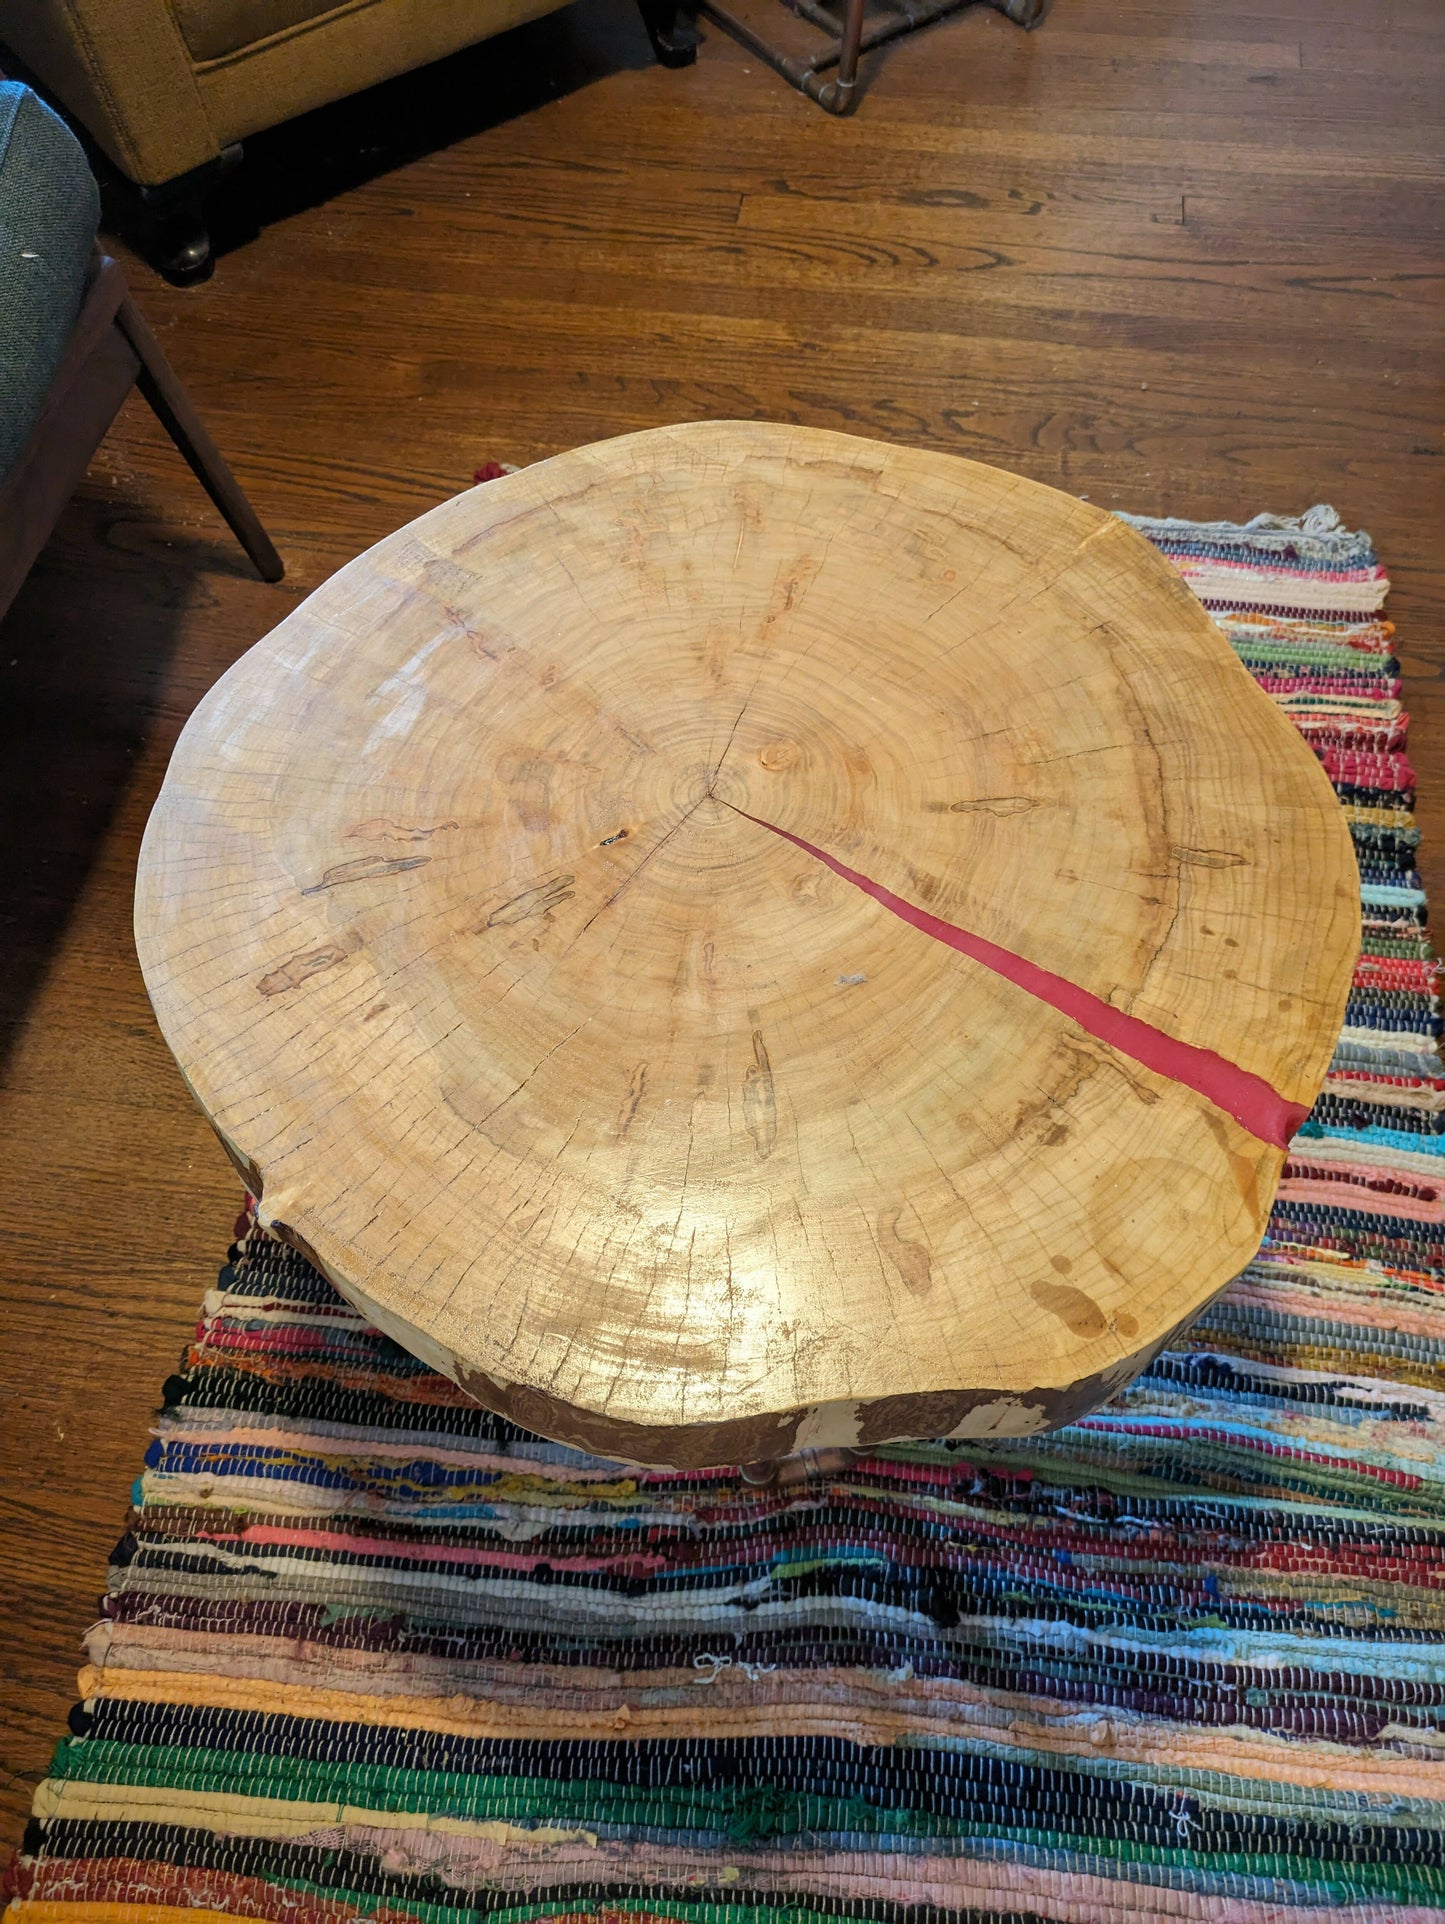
<box><xmin>344</xmin><ymin>818</ymin><xmax>458</xmax><ymax>843</ymax></box>
<box><xmin>742</xmin><ymin>1028</ymin><xmax>777</xmax><ymax>1158</ymax></box>
<box><xmin>301</xmin><ymin>854</ymin><xmax>431</xmax><ymax>894</ymax></box>
<box><xmin>362</xmin><ymin>1000</ymin><xmax>391</xmax><ymax>1023</ymax></box>
<box><xmin>1061</xmin><ymin>1037</ymin><xmax>1160</xmax><ymax>1107</ymax></box>
<box><xmin>1029</xmin><ymin>1278</ymin><xmax>1109</xmax><ymax>1340</ymax></box>
<box><xmin>1042</xmin><ymin>1124</ymin><xmax>1069</xmax><ymax>1146</ymax></box>
<box><xmin>257</xmin><ymin>943</ymin><xmax>351</xmax><ymax>995</ymax></box>
<box><xmin>1201</xmin><ymin>1109</ymin><xmax>1264</xmax><ymax>1225</ymax></box>
<box><xmin>617</xmin><ymin>1061</ymin><xmax>648</xmax><ymax>1138</ymax></box>
<box><xmin>511</xmin><ymin>758</ymin><xmax>557</xmax><ymax>834</ymax></box>
<box><xmin>949</xmin><ymin>795</ymin><xmax>1041</xmax><ymax>815</ymax></box>
<box><xmin>1050</xmin><ymin>1253</ymin><xmax>1072</xmax><ymax>1275</ymax></box>
<box><xmin>1171</xmin><ymin>845</ymin><xmax>1247</xmax><ymax>868</ymax></box>
<box><xmin>485</xmin><ymin>874</ymin><xmax>575</xmax><ymax>927</ymax></box>
<box><xmin>900</xmin><ymin>857</ymin><xmax>942</xmax><ymax>903</ymax></box>
<box><xmin>878</xmin><ymin>1207</ymin><xmax>933</xmax><ymax>1294</ymax></box>
<box><xmin>1114</xmin><ymin>1310</ymin><xmax>1139</xmax><ymax>1339</ymax></box>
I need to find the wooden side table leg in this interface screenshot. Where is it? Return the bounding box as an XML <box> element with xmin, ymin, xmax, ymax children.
<box><xmin>115</xmin><ymin>295</ymin><xmax>284</xmax><ymax>583</ymax></box>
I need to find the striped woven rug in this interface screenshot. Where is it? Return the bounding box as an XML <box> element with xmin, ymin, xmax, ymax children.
<box><xmin>8</xmin><ymin>505</ymin><xmax>1444</xmax><ymax>1924</ymax></box>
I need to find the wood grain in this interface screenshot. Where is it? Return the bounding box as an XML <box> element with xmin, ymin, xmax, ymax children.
<box><xmin>133</xmin><ymin>424</ymin><xmax>1357</xmax><ymax>1466</ymax></box>
<box><xmin>1</xmin><ymin>0</ymin><xmax>1442</xmax><ymax>1840</ymax></box>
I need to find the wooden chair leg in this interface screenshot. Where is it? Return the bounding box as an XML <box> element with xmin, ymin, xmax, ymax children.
<box><xmin>114</xmin><ymin>295</ymin><xmax>284</xmax><ymax>583</ymax></box>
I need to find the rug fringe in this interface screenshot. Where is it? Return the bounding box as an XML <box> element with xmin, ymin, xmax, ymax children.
<box><xmin>1117</xmin><ymin>502</ymin><xmax>1383</xmax><ymax>569</ymax></box>
<box><xmin>1121</xmin><ymin>504</ymin><xmax>1345</xmax><ymax>539</ymax></box>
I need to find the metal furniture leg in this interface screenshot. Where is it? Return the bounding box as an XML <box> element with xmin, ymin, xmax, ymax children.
<box><xmin>694</xmin><ymin>0</ymin><xmax>1043</xmax><ymax>116</ymax></box>
<box><xmin>817</xmin><ymin>0</ymin><xmax>866</xmax><ymax>111</ymax></box>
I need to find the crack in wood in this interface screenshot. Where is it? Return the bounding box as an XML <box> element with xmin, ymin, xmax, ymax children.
<box><xmin>723</xmin><ymin>801</ymin><xmax>1307</xmax><ymax>1150</ymax></box>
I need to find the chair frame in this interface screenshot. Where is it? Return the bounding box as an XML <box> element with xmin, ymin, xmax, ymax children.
<box><xmin>0</xmin><ymin>252</ymin><xmax>282</xmax><ymax>623</ymax></box>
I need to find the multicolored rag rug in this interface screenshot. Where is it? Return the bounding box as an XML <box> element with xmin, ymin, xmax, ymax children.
<box><xmin>8</xmin><ymin>505</ymin><xmax>1445</xmax><ymax>1924</ymax></box>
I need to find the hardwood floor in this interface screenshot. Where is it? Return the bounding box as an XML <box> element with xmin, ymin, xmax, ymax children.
<box><xmin>1</xmin><ymin>0</ymin><xmax>1442</xmax><ymax>1846</ymax></box>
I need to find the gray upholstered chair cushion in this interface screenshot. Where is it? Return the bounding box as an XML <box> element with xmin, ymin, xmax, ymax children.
<box><xmin>0</xmin><ymin>80</ymin><xmax>101</xmax><ymax>482</ymax></box>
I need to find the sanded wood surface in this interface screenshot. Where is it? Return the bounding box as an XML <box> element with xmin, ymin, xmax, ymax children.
<box><xmin>135</xmin><ymin>424</ymin><xmax>1356</xmax><ymax>1464</ymax></box>
<box><xmin>1</xmin><ymin>0</ymin><xmax>1442</xmax><ymax>1841</ymax></box>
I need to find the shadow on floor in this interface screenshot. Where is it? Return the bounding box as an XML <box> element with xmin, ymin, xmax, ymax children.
<box><xmin>0</xmin><ymin>499</ymin><xmax>267</xmax><ymax>1077</ymax></box>
<box><xmin>201</xmin><ymin>0</ymin><xmax>662</xmax><ymax>266</ymax></box>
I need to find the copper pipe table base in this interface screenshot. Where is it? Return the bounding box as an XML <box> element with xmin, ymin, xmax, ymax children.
<box><xmin>696</xmin><ymin>0</ymin><xmax>1043</xmax><ymax>115</ymax></box>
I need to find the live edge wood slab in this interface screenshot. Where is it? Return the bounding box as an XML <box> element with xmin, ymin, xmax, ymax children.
<box><xmin>134</xmin><ymin>421</ymin><xmax>1359</xmax><ymax>1468</ymax></box>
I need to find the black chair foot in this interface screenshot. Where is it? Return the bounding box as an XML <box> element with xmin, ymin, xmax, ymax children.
<box><xmin>100</xmin><ymin>146</ymin><xmax>241</xmax><ymax>286</ymax></box>
<box><xmin>145</xmin><ymin>209</ymin><xmax>215</xmax><ymax>287</ymax></box>
<box><xmin>637</xmin><ymin>0</ymin><xmax>701</xmax><ymax>65</ymax></box>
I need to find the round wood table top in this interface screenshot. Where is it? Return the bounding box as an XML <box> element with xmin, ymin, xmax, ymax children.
<box><xmin>135</xmin><ymin>423</ymin><xmax>1358</xmax><ymax>1467</ymax></box>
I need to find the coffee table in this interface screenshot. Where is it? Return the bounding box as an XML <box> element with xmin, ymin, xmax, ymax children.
<box><xmin>135</xmin><ymin>422</ymin><xmax>1357</xmax><ymax>1467</ymax></box>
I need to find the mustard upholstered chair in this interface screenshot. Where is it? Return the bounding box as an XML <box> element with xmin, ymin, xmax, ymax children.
<box><xmin>0</xmin><ymin>0</ymin><xmax>695</xmax><ymax>281</ymax></box>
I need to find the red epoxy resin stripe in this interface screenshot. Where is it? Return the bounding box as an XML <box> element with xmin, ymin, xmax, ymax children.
<box><xmin>732</xmin><ymin>805</ymin><xmax>1308</xmax><ymax>1151</ymax></box>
